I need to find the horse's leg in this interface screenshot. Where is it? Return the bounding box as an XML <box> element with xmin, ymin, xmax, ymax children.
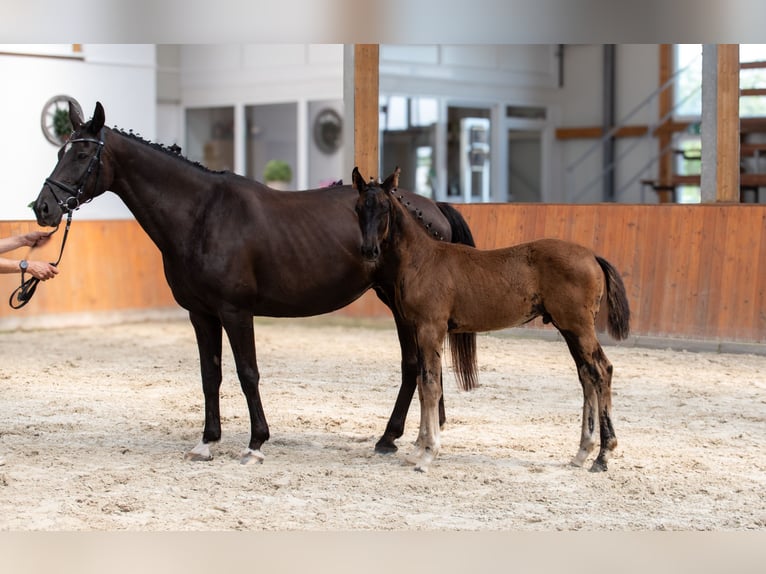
<box><xmin>375</xmin><ymin>309</ymin><xmax>447</xmax><ymax>454</ymax></box>
<box><xmin>560</xmin><ymin>328</ymin><xmax>617</xmax><ymax>472</ymax></box>
<box><xmin>220</xmin><ymin>309</ymin><xmax>269</xmax><ymax>465</ymax></box>
<box><xmin>185</xmin><ymin>311</ymin><xmax>223</xmax><ymax>461</ymax></box>
<box><xmin>590</xmin><ymin>345</ymin><xmax>617</xmax><ymax>472</ymax></box>
<box><xmin>405</xmin><ymin>332</ymin><xmax>444</xmax><ymax>472</ymax></box>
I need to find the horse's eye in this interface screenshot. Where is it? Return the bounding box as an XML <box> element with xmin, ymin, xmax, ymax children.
<box><xmin>77</xmin><ymin>152</ymin><xmax>89</xmax><ymax>160</ymax></box>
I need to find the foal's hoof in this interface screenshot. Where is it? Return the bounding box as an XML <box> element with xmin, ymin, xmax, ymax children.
<box><xmin>184</xmin><ymin>452</ymin><xmax>212</xmax><ymax>462</ymax></box>
<box><xmin>374</xmin><ymin>437</ymin><xmax>398</xmax><ymax>454</ymax></box>
<box><xmin>240</xmin><ymin>448</ymin><xmax>265</xmax><ymax>465</ymax></box>
<box><xmin>589</xmin><ymin>460</ymin><xmax>608</xmax><ymax>473</ymax></box>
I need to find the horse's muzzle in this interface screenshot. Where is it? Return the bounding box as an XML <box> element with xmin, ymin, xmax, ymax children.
<box><xmin>360</xmin><ymin>244</ymin><xmax>380</xmax><ymax>261</ymax></box>
<box><xmin>33</xmin><ymin>190</ymin><xmax>63</xmax><ymax>228</ymax></box>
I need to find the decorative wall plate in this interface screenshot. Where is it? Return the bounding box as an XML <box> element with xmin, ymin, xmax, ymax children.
<box><xmin>313</xmin><ymin>108</ymin><xmax>343</xmax><ymax>154</ymax></box>
<box><xmin>41</xmin><ymin>95</ymin><xmax>83</xmax><ymax>145</ymax></box>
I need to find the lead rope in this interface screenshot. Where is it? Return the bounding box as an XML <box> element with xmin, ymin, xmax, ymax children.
<box><xmin>8</xmin><ymin>210</ymin><xmax>73</xmax><ymax>309</ymax></box>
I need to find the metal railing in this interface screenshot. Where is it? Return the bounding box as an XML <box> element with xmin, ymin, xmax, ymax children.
<box><xmin>565</xmin><ymin>53</ymin><xmax>702</xmax><ymax>203</ymax></box>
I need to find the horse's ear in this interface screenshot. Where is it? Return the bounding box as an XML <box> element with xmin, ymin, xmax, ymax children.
<box><xmin>69</xmin><ymin>101</ymin><xmax>84</xmax><ymax>131</ymax></box>
<box><xmin>352</xmin><ymin>167</ymin><xmax>366</xmax><ymax>192</ymax></box>
<box><xmin>89</xmin><ymin>102</ymin><xmax>106</xmax><ymax>134</ymax></box>
<box><xmin>381</xmin><ymin>166</ymin><xmax>401</xmax><ymax>192</ymax></box>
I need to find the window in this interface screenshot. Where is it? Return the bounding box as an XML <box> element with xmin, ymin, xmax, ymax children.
<box><xmin>675</xmin><ymin>44</ymin><xmax>766</xmax><ymax>119</ymax></box>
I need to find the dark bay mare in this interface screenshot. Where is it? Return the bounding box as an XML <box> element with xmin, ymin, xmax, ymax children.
<box><xmin>31</xmin><ymin>102</ymin><xmax>476</xmax><ymax>464</ymax></box>
<box><xmin>353</xmin><ymin>167</ymin><xmax>631</xmax><ymax>473</ymax></box>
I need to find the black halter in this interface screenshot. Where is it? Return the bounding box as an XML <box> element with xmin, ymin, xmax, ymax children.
<box><xmin>9</xmin><ymin>131</ymin><xmax>104</xmax><ymax>309</ymax></box>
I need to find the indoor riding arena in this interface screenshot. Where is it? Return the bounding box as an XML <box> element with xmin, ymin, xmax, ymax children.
<box><xmin>0</xmin><ymin>44</ymin><xmax>764</xmax><ymax>535</ymax></box>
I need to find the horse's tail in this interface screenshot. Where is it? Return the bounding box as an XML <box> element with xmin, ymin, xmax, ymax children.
<box><xmin>437</xmin><ymin>202</ymin><xmax>479</xmax><ymax>391</ymax></box>
<box><xmin>596</xmin><ymin>256</ymin><xmax>631</xmax><ymax>341</ymax></box>
<box><xmin>437</xmin><ymin>202</ymin><xmax>476</xmax><ymax>247</ymax></box>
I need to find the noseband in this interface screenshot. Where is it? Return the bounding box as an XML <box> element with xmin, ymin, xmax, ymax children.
<box><xmin>9</xmin><ymin>131</ymin><xmax>104</xmax><ymax>309</ymax></box>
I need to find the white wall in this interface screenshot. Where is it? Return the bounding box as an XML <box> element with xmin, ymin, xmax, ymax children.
<box><xmin>378</xmin><ymin>44</ymin><xmax>661</xmax><ymax>203</ymax></box>
<box><xmin>0</xmin><ymin>45</ymin><xmax>157</xmax><ymax>221</ymax></box>
<box><xmin>176</xmin><ymin>44</ymin><xmax>344</xmax><ymax>188</ymax></box>
<box><xmin>1</xmin><ymin>43</ymin><xmax>663</xmax><ymax>219</ymax></box>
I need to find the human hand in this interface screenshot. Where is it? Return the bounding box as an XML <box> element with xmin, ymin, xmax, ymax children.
<box><xmin>27</xmin><ymin>261</ymin><xmax>58</xmax><ymax>280</ymax></box>
<box><xmin>22</xmin><ymin>231</ymin><xmax>54</xmax><ymax>248</ymax></box>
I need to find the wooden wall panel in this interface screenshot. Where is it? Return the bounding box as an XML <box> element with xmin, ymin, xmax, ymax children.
<box><xmin>0</xmin><ymin>220</ymin><xmax>176</xmax><ymax>323</ymax></box>
<box><xmin>335</xmin><ymin>204</ymin><xmax>766</xmax><ymax>344</ymax></box>
<box><xmin>2</xmin><ymin>204</ymin><xmax>765</xmax><ymax>344</ymax></box>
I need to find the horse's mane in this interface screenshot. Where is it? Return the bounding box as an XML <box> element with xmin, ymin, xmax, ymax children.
<box><xmin>389</xmin><ymin>189</ymin><xmax>446</xmax><ymax>241</ymax></box>
<box><xmin>109</xmin><ymin>126</ymin><xmax>227</xmax><ymax>175</ymax></box>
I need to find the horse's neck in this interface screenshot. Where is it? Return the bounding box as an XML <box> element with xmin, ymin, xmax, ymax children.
<box><xmin>390</xmin><ymin>200</ymin><xmax>434</xmax><ymax>266</ymax></box>
<box><xmin>106</xmin><ymin>132</ymin><xmax>214</xmax><ymax>251</ymax></box>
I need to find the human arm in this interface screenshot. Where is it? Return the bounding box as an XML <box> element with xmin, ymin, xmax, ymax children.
<box><xmin>0</xmin><ymin>231</ymin><xmax>53</xmax><ymax>254</ymax></box>
<box><xmin>0</xmin><ymin>257</ymin><xmax>58</xmax><ymax>280</ymax></box>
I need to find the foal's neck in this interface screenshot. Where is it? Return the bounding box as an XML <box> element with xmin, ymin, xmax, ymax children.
<box><xmin>390</xmin><ymin>193</ymin><xmax>437</xmax><ymax>261</ymax></box>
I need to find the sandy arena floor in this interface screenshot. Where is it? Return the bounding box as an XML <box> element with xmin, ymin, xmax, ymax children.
<box><xmin>0</xmin><ymin>317</ymin><xmax>764</xmax><ymax>531</ymax></box>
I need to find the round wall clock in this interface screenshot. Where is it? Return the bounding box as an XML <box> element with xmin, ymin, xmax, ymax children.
<box><xmin>41</xmin><ymin>95</ymin><xmax>83</xmax><ymax>146</ymax></box>
<box><xmin>313</xmin><ymin>108</ymin><xmax>343</xmax><ymax>155</ymax></box>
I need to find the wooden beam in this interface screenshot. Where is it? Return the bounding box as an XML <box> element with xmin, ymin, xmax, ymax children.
<box><xmin>716</xmin><ymin>44</ymin><xmax>740</xmax><ymax>202</ymax></box>
<box><xmin>353</xmin><ymin>44</ymin><xmax>379</xmax><ymax>181</ymax></box>
<box><xmin>739</xmin><ymin>60</ymin><xmax>766</xmax><ymax>69</ymax></box>
<box><xmin>740</xmin><ymin>88</ymin><xmax>766</xmax><ymax>97</ymax></box>
<box><xmin>555</xmin><ymin>121</ymin><xmax>691</xmax><ymax>140</ymax></box>
<box><xmin>658</xmin><ymin>45</ymin><xmax>674</xmax><ymax>186</ymax></box>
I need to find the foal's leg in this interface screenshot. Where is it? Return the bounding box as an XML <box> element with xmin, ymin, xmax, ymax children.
<box><xmin>185</xmin><ymin>311</ymin><xmax>224</xmax><ymax>461</ymax></box>
<box><xmin>561</xmin><ymin>329</ymin><xmax>617</xmax><ymax>472</ymax></box>
<box><xmin>405</xmin><ymin>334</ymin><xmax>444</xmax><ymax>472</ymax></box>
<box><xmin>375</xmin><ymin>310</ymin><xmax>446</xmax><ymax>454</ymax></box>
<box><xmin>220</xmin><ymin>309</ymin><xmax>270</xmax><ymax>465</ymax></box>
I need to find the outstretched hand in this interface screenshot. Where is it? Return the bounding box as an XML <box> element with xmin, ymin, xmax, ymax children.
<box><xmin>21</xmin><ymin>230</ymin><xmax>54</xmax><ymax>249</ymax></box>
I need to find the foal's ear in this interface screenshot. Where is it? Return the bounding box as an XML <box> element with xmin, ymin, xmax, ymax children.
<box><xmin>352</xmin><ymin>166</ymin><xmax>367</xmax><ymax>192</ymax></box>
<box><xmin>381</xmin><ymin>166</ymin><xmax>401</xmax><ymax>192</ymax></box>
<box><xmin>89</xmin><ymin>101</ymin><xmax>106</xmax><ymax>134</ymax></box>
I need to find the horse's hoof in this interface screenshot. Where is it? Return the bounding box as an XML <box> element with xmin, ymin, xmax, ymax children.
<box><xmin>186</xmin><ymin>440</ymin><xmax>215</xmax><ymax>461</ymax></box>
<box><xmin>589</xmin><ymin>460</ymin><xmax>608</xmax><ymax>473</ymax></box>
<box><xmin>404</xmin><ymin>452</ymin><xmax>422</xmax><ymax>465</ymax></box>
<box><xmin>570</xmin><ymin>458</ymin><xmax>585</xmax><ymax>468</ymax></box>
<box><xmin>375</xmin><ymin>442</ymin><xmax>399</xmax><ymax>454</ymax></box>
<box><xmin>240</xmin><ymin>449</ymin><xmax>265</xmax><ymax>465</ymax></box>
<box><xmin>374</xmin><ymin>438</ymin><xmax>398</xmax><ymax>454</ymax></box>
<box><xmin>184</xmin><ymin>452</ymin><xmax>212</xmax><ymax>462</ymax></box>
<box><xmin>414</xmin><ymin>465</ymin><xmax>428</xmax><ymax>473</ymax></box>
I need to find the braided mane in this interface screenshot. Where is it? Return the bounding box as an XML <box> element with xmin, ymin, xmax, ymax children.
<box><xmin>389</xmin><ymin>188</ymin><xmax>446</xmax><ymax>241</ymax></box>
<box><xmin>109</xmin><ymin>125</ymin><xmax>227</xmax><ymax>174</ymax></box>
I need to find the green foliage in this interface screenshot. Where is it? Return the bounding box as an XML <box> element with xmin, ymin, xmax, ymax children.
<box><xmin>53</xmin><ymin>108</ymin><xmax>73</xmax><ymax>139</ymax></box>
<box><xmin>263</xmin><ymin>159</ymin><xmax>292</xmax><ymax>182</ymax></box>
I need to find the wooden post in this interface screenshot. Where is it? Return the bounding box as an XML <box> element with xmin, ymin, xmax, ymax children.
<box><xmin>716</xmin><ymin>44</ymin><xmax>740</xmax><ymax>202</ymax></box>
<box><xmin>701</xmin><ymin>44</ymin><xmax>740</xmax><ymax>203</ymax></box>
<box><xmin>353</xmin><ymin>44</ymin><xmax>379</xmax><ymax>181</ymax></box>
<box><xmin>657</xmin><ymin>44</ymin><xmax>674</xmax><ymax>203</ymax></box>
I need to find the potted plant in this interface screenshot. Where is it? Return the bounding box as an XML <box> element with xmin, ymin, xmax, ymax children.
<box><xmin>263</xmin><ymin>159</ymin><xmax>292</xmax><ymax>190</ymax></box>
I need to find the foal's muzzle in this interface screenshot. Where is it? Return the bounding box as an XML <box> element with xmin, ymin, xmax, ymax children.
<box><xmin>360</xmin><ymin>244</ymin><xmax>380</xmax><ymax>261</ymax></box>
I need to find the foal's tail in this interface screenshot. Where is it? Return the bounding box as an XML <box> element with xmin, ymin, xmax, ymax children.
<box><xmin>596</xmin><ymin>256</ymin><xmax>631</xmax><ymax>341</ymax></box>
<box><xmin>437</xmin><ymin>202</ymin><xmax>479</xmax><ymax>391</ymax></box>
